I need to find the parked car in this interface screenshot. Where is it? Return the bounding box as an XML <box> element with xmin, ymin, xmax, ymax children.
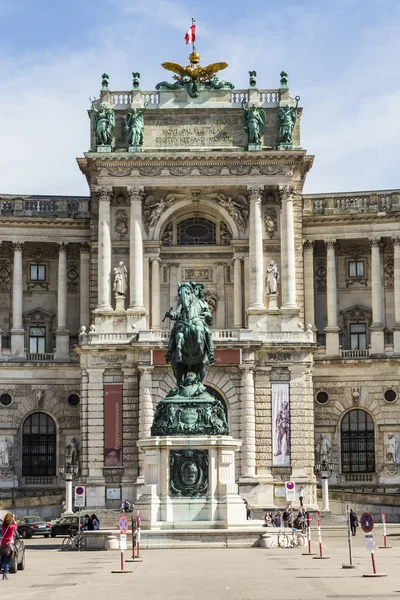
<box><xmin>9</xmin><ymin>534</ymin><xmax>25</xmax><ymax>574</ymax></box>
<box><xmin>17</xmin><ymin>516</ymin><xmax>52</xmax><ymax>538</ymax></box>
<box><xmin>51</xmin><ymin>515</ymin><xmax>81</xmax><ymax>537</ymax></box>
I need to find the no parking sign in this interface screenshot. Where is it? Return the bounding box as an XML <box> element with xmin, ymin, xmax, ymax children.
<box><xmin>285</xmin><ymin>481</ymin><xmax>296</xmax><ymax>502</ymax></box>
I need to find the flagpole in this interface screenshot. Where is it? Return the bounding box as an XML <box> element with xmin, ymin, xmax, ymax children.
<box><xmin>192</xmin><ymin>17</ymin><xmax>196</xmax><ymax>53</ymax></box>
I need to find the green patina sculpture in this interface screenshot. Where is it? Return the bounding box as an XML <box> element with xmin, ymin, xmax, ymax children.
<box><xmin>101</xmin><ymin>73</ymin><xmax>110</xmax><ymax>89</ymax></box>
<box><xmin>170</xmin><ymin>450</ymin><xmax>209</xmax><ymax>497</ymax></box>
<box><xmin>125</xmin><ymin>105</ymin><xmax>147</xmax><ymax>147</ymax></box>
<box><xmin>280</xmin><ymin>71</ymin><xmax>288</xmax><ymax>87</ymax></box>
<box><xmin>242</xmin><ymin>101</ymin><xmax>266</xmax><ymax>145</ymax></box>
<box><xmin>132</xmin><ymin>72</ymin><xmax>141</xmax><ymax>88</ymax></box>
<box><xmin>151</xmin><ymin>281</ymin><xmax>229</xmax><ymax>437</ymax></box>
<box><xmin>278</xmin><ymin>95</ymin><xmax>300</xmax><ymax>146</ymax></box>
<box><xmin>249</xmin><ymin>70</ymin><xmax>257</xmax><ymax>87</ymax></box>
<box><xmin>91</xmin><ymin>99</ymin><xmax>115</xmax><ymax>146</ymax></box>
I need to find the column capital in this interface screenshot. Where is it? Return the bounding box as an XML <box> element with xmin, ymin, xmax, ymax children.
<box><xmin>369</xmin><ymin>237</ymin><xmax>381</xmax><ymax>248</ymax></box>
<box><xmin>79</xmin><ymin>242</ymin><xmax>91</xmax><ymax>253</ymax></box>
<box><xmin>12</xmin><ymin>241</ymin><xmax>23</xmax><ymax>252</ymax></box>
<box><xmin>392</xmin><ymin>237</ymin><xmax>400</xmax><ymax>246</ymax></box>
<box><xmin>324</xmin><ymin>239</ymin><xmax>337</xmax><ymax>250</ymax></box>
<box><xmin>95</xmin><ymin>186</ymin><xmax>113</xmax><ymax>203</ymax></box>
<box><xmin>127</xmin><ymin>186</ymin><xmax>144</xmax><ymax>203</ymax></box>
<box><xmin>57</xmin><ymin>242</ymin><xmax>68</xmax><ymax>253</ymax></box>
<box><xmin>246</xmin><ymin>185</ymin><xmax>264</xmax><ymax>202</ymax></box>
<box><xmin>303</xmin><ymin>240</ymin><xmax>315</xmax><ymax>250</ymax></box>
<box><xmin>278</xmin><ymin>184</ymin><xmax>297</xmax><ymax>201</ymax></box>
<box><xmin>233</xmin><ymin>255</ymin><xmax>244</xmax><ymax>262</ymax></box>
<box><xmin>150</xmin><ymin>256</ymin><xmax>161</xmax><ymax>264</ymax></box>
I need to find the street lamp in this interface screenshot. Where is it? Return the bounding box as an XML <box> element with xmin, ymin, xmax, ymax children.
<box><xmin>314</xmin><ymin>458</ymin><xmax>334</xmax><ymax>512</ymax></box>
<box><xmin>59</xmin><ymin>463</ymin><xmax>79</xmax><ymax>515</ymax></box>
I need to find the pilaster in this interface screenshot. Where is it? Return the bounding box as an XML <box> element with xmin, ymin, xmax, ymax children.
<box><xmin>393</xmin><ymin>237</ymin><xmax>400</xmax><ymax>353</ymax></box>
<box><xmin>55</xmin><ymin>242</ymin><xmax>70</xmax><ymax>360</ymax></box>
<box><xmin>10</xmin><ymin>242</ymin><xmax>25</xmax><ymax>358</ymax></box>
<box><xmin>370</xmin><ymin>238</ymin><xmax>385</xmax><ymax>354</ymax></box>
<box><xmin>324</xmin><ymin>240</ymin><xmax>340</xmax><ymax>355</ymax></box>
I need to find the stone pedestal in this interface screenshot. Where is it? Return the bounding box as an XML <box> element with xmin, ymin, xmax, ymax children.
<box><xmin>97</xmin><ymin>145</ymin><xmax>112</xmax><ymax>153</ymax></box>
<box><xmin>136</xmin><ymin>436</ymin><xmax>246</xmax><ymax>529</ymax></box>
<box><xmin>267</xmin><ymin>295</ymin><xmax>278</xmax><ymax>311</ymax></box>
<box><xmin>248</xmin><ymin>143</ymin><xmax>261</xmax><ymax>151</ymax></box>
<box><xmin>115</xmin><ymin>296</ymin><xmax>126</xmax><ymax>312</ymax></box>
<box><xmin>129</xmin><ymin>146</ymin><xmax>143</xmax><ymax>153</ymax></box>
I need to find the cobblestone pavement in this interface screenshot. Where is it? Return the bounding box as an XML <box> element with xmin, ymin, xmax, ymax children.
<box><xmin>2</xmin><ymin>530</ymin><xmax>400</xmax><ymax>600</ymax></box>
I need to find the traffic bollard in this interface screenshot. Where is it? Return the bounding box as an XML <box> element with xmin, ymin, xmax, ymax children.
<box><xmin>313</xmin><ymin>511</ymin><xmax>330</xmax><ymax>560</ymax></box>
<box><xmin>378</xmin><ymin>512</ymin><xmax>392</xmax><ymax>549</ymax></box>
<box><xmin>302</xmin><ymin>512</ymin><xmax>316</xmax><ymax>555</ymax></box>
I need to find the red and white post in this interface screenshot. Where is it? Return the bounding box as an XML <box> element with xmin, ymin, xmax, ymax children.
<box><xmin>136</xmin><ymin>511</ymin><xmax>142</xmax><ymax>559</ymax></box>
<box><xmin>379</xmin><ymin>512</ymin><xmax>392</xmax><ymax>549</ymax></box>
<box><xmin>302</xmin><ymin>512</ymin><xmax>316</xmax><ymax>555</ymax></box>
<box><xmin>313</xmin><ymin>511</ymin><xmax>330</xmax><ymax>560</ymax></box>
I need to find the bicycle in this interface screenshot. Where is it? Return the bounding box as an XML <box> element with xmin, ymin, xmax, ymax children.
<box><xmin>61</xmin><ymin>528</ymin><xmax>87</xmax><ymax>552</ymax></box>
<box><xmin>277</xmin><ymin>528</ymin><xmax>305</xmax><ymax>549</ymax></box>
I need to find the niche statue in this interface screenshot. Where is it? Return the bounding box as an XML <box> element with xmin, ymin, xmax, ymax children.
<box><xmin>125</xmin><ymin>104</ymin><xmax>148</xmax><ymax>147</ymax></box>
<box><xmin>278</xmin><ymin>96</ymin><xmax>300</xmax><ymax>146</ymax></box>
<box><xmin>90</xmin><ymin>98</ymin><xmax>115</xmax><ymax>147</ymax></box>
<box><xmin>242</xmin><ymin>100</ymin><xmax>266</xmax><ymax>146</ymax></box>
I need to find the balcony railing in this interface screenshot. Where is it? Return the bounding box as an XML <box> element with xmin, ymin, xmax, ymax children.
<box><xmin>26</xmin><ymin>353</ymin><xmax>55</xmax><ymax>361</ymax></box>
<box><xmin>304</xmin><ymin>190</ymin><xmax>400</xmax><ymax>216</ymax></box>
<box><xmin>340</xmin><ymin>349</ymin><xmax>370</xmax><ymax>359</ymax></box>
<box><xmin>0</xmin><ymin>195</ymin><xmax>90</xmax><ymax>218</ymax></box>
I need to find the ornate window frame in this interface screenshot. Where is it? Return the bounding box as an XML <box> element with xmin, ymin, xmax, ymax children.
<box><xmin>344</xmin><ymin>255</ymin><xmax>369</xmax><ymax>287</ymax></box>
<box><xmin>340</xmin><ymin>304</ymin><xmax>372</xmax><ymax>350</ymax></box>
<box><xmin>23</xmin><ymin>308</ymin><xmax>54</xmax><ymax>354</ymax></box>
<box><xmin>26</xmin><ymin>260</ymin><xmax>51</xmax><ymax>290</ymax></box>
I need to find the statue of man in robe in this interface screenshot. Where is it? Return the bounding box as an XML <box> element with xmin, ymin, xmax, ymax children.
<box><xmin>113</xmin><ymin>261</ymin><xmax>128</xmax><ymax>297</ymax></box>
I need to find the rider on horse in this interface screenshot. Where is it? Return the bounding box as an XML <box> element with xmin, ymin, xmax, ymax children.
<box><xmin>165</xmin><ymin>281</ymin><xmax>215</xmax><ymax>365</ymax></box>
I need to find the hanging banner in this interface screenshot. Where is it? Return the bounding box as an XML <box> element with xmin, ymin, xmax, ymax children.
<box><xmin>272</xmin><ymin>382</ymin><xmax>291</xmax><ymax>466</ymax></box>
<box><xmin>104</xmin><ymin>384</ymin><xmax>123</xmax><ymax>467</ymax></box>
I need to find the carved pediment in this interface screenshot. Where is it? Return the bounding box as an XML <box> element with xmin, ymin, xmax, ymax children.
<box><xmin>23</xmin><ymin>308</ymin><xmax>55</xmax><ymax>324</ymax></box>
<box><xmin>341</xmin><ymin>304</ymin><xmax>372</xmax><ymax>323</ymax></box>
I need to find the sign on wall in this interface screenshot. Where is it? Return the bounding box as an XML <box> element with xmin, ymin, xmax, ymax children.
<box><xmin>272</xmin><ymin>382</ymin><xmax>291</xmax><ymax>467</ymax></box>
<box><xmin>104</xmin><ymin>384</ymin><xmax>123</xmax><ymax>467</ymax></box>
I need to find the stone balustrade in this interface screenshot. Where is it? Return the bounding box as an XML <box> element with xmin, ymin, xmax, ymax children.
<box><xmin>0</xmin><ymin>195</ymin><xmax>90</xmax><ymax>218</ymax></box>
<box><xmin>304</xmin><ymin>190</ymin><xmax>400</xmax><ymax>216</ymax></box>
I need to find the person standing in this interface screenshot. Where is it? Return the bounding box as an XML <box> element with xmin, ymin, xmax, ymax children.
<box><xmin>283</xmin><ymin>507</ymin><xmax>289</xmax><ymax>528</ymax></box>
<box><xmin>298</xmin><ymin>485</ymin><xmax>305</xmax><ymax>507</ymax></box>
<box><xmin>0</xmin><ymin>512</ymin><xmax>18</xmax><ymax>580</ymax></box>
<box><xmin>350</xmin><ymin>509</ymin><xmax>358</xmax><ymax>536</ymax></box>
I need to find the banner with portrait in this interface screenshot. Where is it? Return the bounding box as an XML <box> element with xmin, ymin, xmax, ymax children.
<box><xmin>272</xmin><ymin>382</ymin><xmax>290</xmax><ymax>467</ymax></box>
<box><xmin>104</xmin><ymin>384</ymin><xmax>123</xmax><ymax>467</ymax></box>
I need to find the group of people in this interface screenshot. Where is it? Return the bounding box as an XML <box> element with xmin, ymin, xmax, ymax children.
<box><xmin>263</xmin><ymin>506</ymin><xmax>307</xmax><ymax>532</ymax></box>
<box><xmin>82</xmin><ymin>514</ymin><xmax>100</xmax><ymax>531</ymax></box>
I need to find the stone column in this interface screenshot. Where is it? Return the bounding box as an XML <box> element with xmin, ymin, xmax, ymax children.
<box><xmin>233</xmin><ymin>256</ymin><xmax>243</xmax><ymax>328</ymax></box>
<box><xmin>11</xmin><ymin>242</ymin><xmax>25</xmax><ymax>358</ymax></box>
<box><xmin>169</xmin><ymin>263</ymin><xmax>179</xmax><ymax>313</ymax></box>
<box><xmin>393</xmin><ymin>238</ymin><xmax>400</xmax><ymax>353</ymax></box>
<box><xmin>55</xmin><ymin>242</ymin><xmax>70</xmax><ymax>360</ymax></box>
<box><xmin>79</xmin><ymin>243</ymin><xmax>90</xmax><ymax>328</ymax></box>
<box><xmin>128</xmin><ymin>187</ymin><xmax>145</xmax><ymax>313</ymax></box>
<box><xmin>303</xmin><ymin>240</ymin><xmax>315</xmax><ymax>330</ymax></box>
<box><xmin>138</xmin><ymin>368</ymin><xmax>154</xmax><ymax>477</ymax></box>
<box><xmin>324</xmin><ymin>240</ymin><xmax>340</xmax><ymax>355</ymax></box>
<box><xmin>280</xmin><ymin>185</ymin><xmax>297</xmax><ymax>309</ymax></box>
<box><xmin>150</xmin><ymin>257</ymin><xmax>161</xmax><ymax>329</ymax></box>
<box><xmin>247</xmin><ymin>186</ymin><xmax>266</xmax><ymax>326</ymax></box>
<box><xmin>239</xmin><ymin>366</ymin><xmax>256</xmax><ymax>479</ymax></box>
<box><xmin>215</xmin><ymin>263</ymin><xmax>225</xmax><ymax>328</ymax></box>
<box><xmin>96</xmin><ymin>187</ymin><xmax>113</xmax><ymax>312</ymax></box>
<box><xmin>370</xmin><ymin>238</ymin><xmax>384</xmax><ymax>354</ymax></box>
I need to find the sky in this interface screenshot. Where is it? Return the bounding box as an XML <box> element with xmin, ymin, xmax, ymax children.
<box><xmin>1</xmin><ymin>0</ymin><xmax>400</xmax><ymax>196</ymax></box>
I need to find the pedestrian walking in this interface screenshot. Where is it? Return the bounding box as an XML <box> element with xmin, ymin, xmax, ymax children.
<box><xmin>0</xmin><ymin>512</ymin><xmax>18</xmax><ymax>580</ymax></box>
<box><xmin>350</xmin><ymin>509</ymin><xmax>358</xmax><ymax>536</ymax></box>
<box><xmin>298</xmin><ymin>485</ymin><xmax>305</xmax><ymax>507</ymax></box>
<box><xmin>246</xmin><ymin>502</ymin><xmax>252</xmax><ymax>520</ymax></box>
<box><xmin>283</xmin><ymin>508</ymin><xmax>289</xmax><ymax>528</ymax></box>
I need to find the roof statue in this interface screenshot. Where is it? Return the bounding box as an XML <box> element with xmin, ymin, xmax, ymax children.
<box><xmin>156</xmin><ymin>50</ymin><xmax>234</xmax><ymax>98</ymax></box>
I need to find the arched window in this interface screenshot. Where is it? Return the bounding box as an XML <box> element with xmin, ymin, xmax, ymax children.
<box><xmin>177</xmin><ymin>218</ymin><xmax>216</xmax><ymax>246</ymax></box>
<box><xmin>341</xmin><ymin>409</ymin><xmax>375</xmax><ymax>473</ymax></box>
<box><xmin>22</xmin><ymin>413</ymin><xmax>56</xmax><ymax>476</ymax></box>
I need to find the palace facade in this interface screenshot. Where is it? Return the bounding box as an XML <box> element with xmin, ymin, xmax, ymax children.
<box><xmin>0</xmin><ymin>64</ymin><xmax>399</xmax><ymax>511</ymax></box>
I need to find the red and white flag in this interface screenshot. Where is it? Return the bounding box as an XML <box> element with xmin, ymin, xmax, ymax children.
<box><xmin>185</xmin><ymin>24</ymin><xmax>196</xmax><ymax>44</ymax></box>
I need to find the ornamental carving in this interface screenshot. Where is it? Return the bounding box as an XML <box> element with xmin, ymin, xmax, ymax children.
<box><xmin>315</xmin><ymin>257</ymin><xmax>327</xmax><ymax>292</ymax></box>
<box><xmin>161</xmin><ymin>223</ymin><xmax>173</xmax><ymax>246</ymax></box>
<box><xmin>91</xmin><ymin>354</ymin><xmax>128</xmax><ymax>365</ymax></box>
<box><xmin>67</xmin><ymin>261</ymin><xmax>79</xmax><ymax>293</ymax></box>
<box><xmin>267</xmin><ymin>353</ymin><xmax>293</xmax><ymax>361</ymax></box>
<box><xmin>220</xmin><ymin>222</ymin><xmax>232</xmax><ymax>245</ymax></box>
<box><xmin>264</xmin><ymin>208</ymin><xmax>278</xmax><ymax>239</ymax></box>
<box><xmin>127</xmin><ymin>186</ymin><xmax>144</xmax><ymax>203</ymax></box>
<box><xmin>98</xmin><ymin>163</ymin><xmax>294</xmax><ymax>178</ymax></box>
<box><xmin>279</xmin><ymin>184</ymin><xmax>297</xmax><ymax>201</ymax></box>
<box><xmin>96</xmin><ymin>187</ymin><xmax>113</xmax><ymax>203</ymax></box>
<box><xmin>0</xmin><ymin>261</ymin><xmax>11</xmax><ymax>292</ymax></box>
<box><xmin>152</xmin><ymin>399</ymin><xmax>228</xmax><ymax>436</ymax></box>
<box><xmin>169</xmin><ymin>450</ymin><xmax>209</xmax><ymax>497</ymax></box>
<box><xmin>204</xmin><ymin>290</ymin><xmax>218</xmax><ymax>314</ymax></box>
<box><xmin>25</xmin><ymin>246</ymin><xmax>58</xmax><ymax>260</ymax></box>
<box><xmin>385</xmin><ymin>255</ymin><xmax>394</xmax><ymax>288</ymax></box>
<box><xmin>203</xmin><ymin>192</ymin><xmax>248</xmax><ymax>232</ymax></box>
<box><xmin>115</xmin><ymin>209</ymin><xmax>128</xmax><ymax>240</ymax></box>
<box><xmin>183</xmin><ymin>268</ymin><xmax>213</xmax><ymax>282</ymax></box>
<box><xmin>143</xmin><ymin>193</ymin><xmax>187</xmax><ymax>233</ymax></box>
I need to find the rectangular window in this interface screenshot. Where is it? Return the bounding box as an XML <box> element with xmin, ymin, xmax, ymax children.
<box><xmin>348</xmin><ymin>261</ymin><xmax>364</xmax><ymax>277</ymax></box>
<box><xmin>29</xmin><ymin>327</ymin><xmax>46</xmax><ymax>353</ymax></box>
<box><xmin>30</xmin><ymin>264</ymin><xmax>46</xmax><ymax>281</ymax></box>
<box><xmin>350</xmin><ymin>323</ymin><xmax>367</xmax><ymax>350</ymax></box>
